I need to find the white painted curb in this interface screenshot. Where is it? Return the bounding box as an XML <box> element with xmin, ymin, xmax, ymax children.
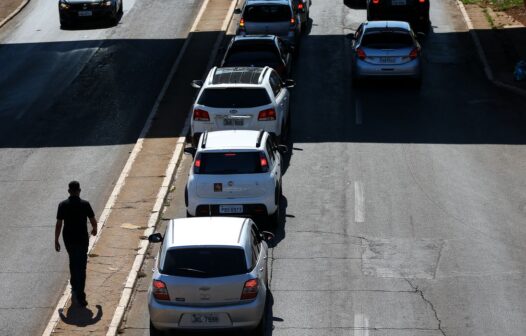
<box><xmin>456</xmin><ymin>0</ymin><xmax>526</xmax><ymax>98</ymax></box>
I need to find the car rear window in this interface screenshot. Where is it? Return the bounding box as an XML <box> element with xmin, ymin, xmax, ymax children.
<box><xmin>197</xmin><ymin>152</ymin><xmax>265</xmax><ymax>175</ymax></box>
<box><xmin>224</xmin><ymin>51</ymin><xmax>280</xmax><ymax>67</ymax></box>
<box><xmin>198</xmin><ymin>88</ymin><xmax>271</xmax><ymax>108</ymax></box>
<box><xmin>162</xmin><ymin>248</ymin><xmax>247</xmax><ymax>278</ymax></box>
<box><xmin>361</xmin><ymin>31</ymin><xmax>414</xmax><ymax>49</ymax></box>
<box><xmin>244</xmin><ymin>4</ymin><xmax>292</xmax><ymax>22</ymax></box>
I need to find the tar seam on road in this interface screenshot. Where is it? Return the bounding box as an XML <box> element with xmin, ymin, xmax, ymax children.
<box><xmin>355</xmin><ymin>181</ymin><xmax>365</xmax><ymax>223</ymax></box>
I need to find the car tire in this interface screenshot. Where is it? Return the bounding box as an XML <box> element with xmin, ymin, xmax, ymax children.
<box><xmin>186</xmin><ymin>211</ymin><xmax>193</xmax><ymax>218</ymax></box>
<box><xmin>60</xmin><ymin>18</ymin><xmax>71</xmax><ymax>29</ymax></box>
<box><xmin>149</xmin><ymin>320</ymin><xmax>164</xmax><ymax>336</ymax></box>
<box><xmin>352</xmin><ymin>75</ymin><xmax>361</xmax><ymax>88</ymax></box>
<box><xmin>118</xmin><ymin>0</ymin><xmax>124</xmax><ymax>14</ymax></box>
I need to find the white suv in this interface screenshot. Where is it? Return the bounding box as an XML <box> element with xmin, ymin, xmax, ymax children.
<box><xmin>190</xmin><ymin>66</ymin><xmax>295</xmax><ymax>145</ymax></box>
<box><xmin>184</xmin><ymin>130</ymin><xmax>287</xmax><ymax>226</ymax></box>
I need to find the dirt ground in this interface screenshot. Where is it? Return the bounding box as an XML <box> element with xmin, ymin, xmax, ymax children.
<box><xmin>505</xmin><ymin>5</ymin><xmax>526</xmax><ymax>25</ymax></box>
<box><xmin>0</xmin><ymin>0</ymin><xmax>25</xmax><ymax>23</ymax></box>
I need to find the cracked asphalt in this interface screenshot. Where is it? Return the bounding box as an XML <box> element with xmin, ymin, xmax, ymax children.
<box><xmin>120</xmin><ymin>0</ymin><xmax>526</xmax><ymax>335</ymax></box>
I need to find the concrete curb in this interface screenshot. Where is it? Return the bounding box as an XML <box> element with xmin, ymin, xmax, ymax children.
<box><xmin>455</xmin><ymin>0</ymin><xmax>526</xmax><ymax>98</ymax></box>
<box><xmin>0</xmin><ymin>0</ymin><xmax>30</xmax><ymax>29</ymax></box>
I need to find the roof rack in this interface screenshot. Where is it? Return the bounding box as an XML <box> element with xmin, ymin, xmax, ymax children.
<box><xmin>201</xmin><ymin>131</ymin><xmax>208</xmax><ymax>149</ymax></box>
<box><xmin>256</xmin><ymin>130</ymin><xmax>265</xmax><ymax>148</ymax></box>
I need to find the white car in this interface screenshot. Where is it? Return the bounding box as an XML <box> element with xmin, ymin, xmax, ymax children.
<box><xmin>184</xmin><ymin>130</ymin><xmax>287</xmax><ymax>226</ymax></box>
<box><xmin>148</xmin><ymin>217</ymin><xmax>274</xmax><ymax>334</ymax></box>
<box><xmin>190</xmin><ymin>66</ymin><xmax>295</xmax><ymax>145</ymax></box>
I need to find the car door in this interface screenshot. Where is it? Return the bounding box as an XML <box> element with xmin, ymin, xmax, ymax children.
<box><xmin>251</xmin><ymin>224</ymin><xmax>267</xmax><ymax>286</ymax></box>
<box><xmin>269</xmin><ymin>71</ymin><xmax>288</xmax><ymax>133</ymax></box>
<box><xmin>265</xmin><ymin>137</ymin><xmax>281</xmax><ymax>183</ymax></box>
<box><xmin>277</xmin><ymin>38</ymin><xmax>292</xmax><ymax>76</ymax></box>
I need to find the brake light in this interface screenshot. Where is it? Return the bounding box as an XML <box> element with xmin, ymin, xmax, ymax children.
<box><xmin>290</xmin><ymin>17</ymin><xmax>295</xmax><ymax>25</ymax></box>
<box><xmin>193</xmin><ymin>109</ymin><xmax>210</xmax><ymax>121</ymax></box>
<box><xmin>194</xmin><ymin>159</ymin><xmax>201</xmax><ymax>168</ymax></box>
<box><xmin>418</xmin><ymin>0</ymin><xmax>425</xmax><ymax>3</ymax></box>
<box><xmin>241</xmin><ymin>279</ymin><xmax>259</xmax><ymax>300</ymax></box>
<box><xmin>356</xmin><ymin>48</ymin><xmax>366</xmax><ymax>60</ymax></box>
<box><xmin>152</xmin><ymin>280</ymin><xmax>170</xmax><ymax>301</ymax></box>
<box><xmin>258</xmin><ymin>108</ymin><xmax>276</xmax><ymax>121</ymax></box>
<box><xmin>239</xmin><ymin>18</ymin><xmax>245</xmax><ymax>27</ymax></box>
<box><xmin>409</xmin><ymin>47</ymin><xmax>419</xmax><ymax>60</ymax></box>
<box><xmin>298</xmin><ymin>3</ymin><xmax>304</xmax><ymax>10</ymax></box>
<box><xmin>372</xmin><ymin>0</ymin><xmax>380</xmax><ymax>4</ymax></box>
<box><xmin>259</xmin><ymin>152</ymin><xmax>269</xmax><ymax>172</ymax></box>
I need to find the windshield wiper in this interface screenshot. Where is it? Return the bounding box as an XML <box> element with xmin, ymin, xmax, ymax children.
<box><xmin>175</xmin><ymin>267</ymin><xmax>207</xmax><ymax>274</ymax></box>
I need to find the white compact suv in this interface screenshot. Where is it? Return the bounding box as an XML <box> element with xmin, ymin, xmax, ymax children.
<box><xmin>148</xmin><ymin>217</ymin><xmax>273</xmax><ymax>334</ymax></box>
<box><xmin>190</xmin><ymin>66</ymin><xmax>295</xmax><ymax>145</ymax></box>
<box><xmin>184</xmin><ymin>130</ymin><xmax>287</xmax><ymax>226</ymax></box>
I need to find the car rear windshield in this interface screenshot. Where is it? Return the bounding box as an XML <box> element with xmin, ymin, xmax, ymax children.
<box><xmin>198</xmin><ymin>88</ymin><xmax>271</xmax><ymax>108</ymax></box>
<box><xmin>244</xmin><ymin>4</ymin><xmax>292</xmax><ymax>22</ymax></box>
<box><xmin>162</xmin><ymin>248</ymin><xmax>247</xmax><ymax>278</ymax></box>
<box><xmin>197</xmin><ymin>152</ymin><xmax>265</xmax><ymax>174</ymax></box>
<box><xmin>361</xmin><ymin>31</ymin><xmax>414</xmax><ymax>49</ymax></box>
<box><xmin>224</xmin><ymin>51</ymin><xmax>280</xmax><ymax>67</ymax></box>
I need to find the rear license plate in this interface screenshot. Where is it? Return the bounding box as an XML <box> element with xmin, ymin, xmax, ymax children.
<box><xmin>219</xmin><ymin>205</ymin><xmax>243</xmax><ymax>214</ymax></box>
<box><xmin>191</xmin><ymin>313</ymin><xmax>219</xmax><ymax>324</ymax></box>
<box><xmin>223</xmin><ymin>118</ymin><xmax>244</xmax><ymax>126</ymax></box>
<box><xmin>78</xmin><ymin>10</ymin><xmax>92</xmax><ymax>16</ymax></box>
<box><xmin>391</xmin><ymin>0</ymin><xmax>406</xmax><ymax>5</ymax></box>
<box><xmin>379</xmin><ymin>57</ymin><xmax>396</xmax><ymax>63</ymax></box>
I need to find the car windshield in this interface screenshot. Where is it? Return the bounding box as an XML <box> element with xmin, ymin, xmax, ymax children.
<box><xmin>197</xmin><ymin>152</ymin><xmax>265</xmax><ymax>175</ymax></box>
<box><xmin>197</xmin><ymin>88</ymin><xmax>271</xmax><ymax>108</ymax></box>
<box><xmin>244</xmin><ymin>4</ymin><xmax>292</xmax><ymax>22</ymax></box>
<box><xmin>162</xmin><ymin>248</ymin><xmax>247</xmax><ymax>278</ymax></box>
<box><xmin>361</xmin><ymin>31</ymin><xmax>414</xmax><ymax>49</ymax></box>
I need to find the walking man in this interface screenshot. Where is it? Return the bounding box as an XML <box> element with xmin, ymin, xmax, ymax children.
<box><xmin>55</xmin><ymin>181</ymin><xmax>98</xmax><ymax>307</ymax></box>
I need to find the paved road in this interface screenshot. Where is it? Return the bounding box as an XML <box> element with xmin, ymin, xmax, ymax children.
<box><xmin>0</xmin><ymin>0</ymin><xmax>203</xmax><ymax>335</ymax></box>
<box><xmin>121</xmin><ymin>0</ymin><xmax>526</xmax><ymax>336</ymax></box>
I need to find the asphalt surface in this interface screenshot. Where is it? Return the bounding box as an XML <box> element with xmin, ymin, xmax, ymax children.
<box><xmin>121</xmin><ymin>0</ymin><xmax>526</xmax><ymax>336</ymax></box>
<box><xmin>0</xmin><ymin>0</ymin><xmax>203</xmax><ymax>335</ymax></box>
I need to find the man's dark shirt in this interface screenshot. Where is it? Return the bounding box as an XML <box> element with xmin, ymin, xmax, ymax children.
<box><xmin>57</xmin><ymin>196</ymin><xmax>94</xmax><ymax>245</ymax></box>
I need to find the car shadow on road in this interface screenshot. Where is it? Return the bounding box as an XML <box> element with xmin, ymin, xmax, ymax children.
<box><xmin>58</xmin><ymin>303</ymin><xmax>103</xmax><ymax>327</ymax></box>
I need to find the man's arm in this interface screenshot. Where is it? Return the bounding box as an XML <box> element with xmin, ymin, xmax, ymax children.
<box><xmin>89</xmin><ymin>217</ymin><xmax>98</xmax><ymax>236</ymax></box>
<box><xmin>55</xmin><ymin>219</ymin><xmax>63</xmax><ymax>252</ymax></box>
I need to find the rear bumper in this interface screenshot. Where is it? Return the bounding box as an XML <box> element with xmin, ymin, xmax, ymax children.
<box><xmin>353</xmin><ymin>58</ymin><xmax>421</xmax><ymax>79</ymax></box>
<box><xmin>191</xmin><ymin>121</ymin><xmax>281</xmax><ymax>138</ymax></box>
<box><xmin>148</xmin><ymin>291</ymin><xmax>266</xmax><ymax>331</ymax></box>
<box><xmin>187</xmin><ymin>196</ymin><xmax>277</xmax><ymax>217</ymax></box>
<box><xmin>59</xmin><ymin>7</ymin><xmax>115</xmax><ymax>21</ymax></box>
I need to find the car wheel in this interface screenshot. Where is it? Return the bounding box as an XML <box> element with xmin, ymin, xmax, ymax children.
<box><xmin>60</xmin><ymin>18</ymin><xmax>71</xmax><ymax>29</ymax></box>
<box><xmin>149</xmin><ymin>320</ymin><xmax>164</xmax><ymax>336</ymax></box>
<box><xmin>118</xmin><ymin>0</ymin><xmax>124</xmax><ymax>14</ymax></box>
<box><xmin>186</xmin><ymin>211</ymin><xmax>193</xmax><ymax>218</ymax></box>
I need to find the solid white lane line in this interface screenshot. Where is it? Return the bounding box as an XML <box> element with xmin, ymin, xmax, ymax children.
<box><xmin>354</xmin><ymin>181</ymin><xmax>364</xmax><ymax>223</ymax></box>
<box><xmin>353</xmin><ymin>313</ymin><xmax>369</xmax><ymax>336</ymax></box>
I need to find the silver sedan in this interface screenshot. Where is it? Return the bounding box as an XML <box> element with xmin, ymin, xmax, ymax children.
<box><xmin>351</xmin><ymin>20</ymin><xmax>423</xmax><ymax>87</ymax></box>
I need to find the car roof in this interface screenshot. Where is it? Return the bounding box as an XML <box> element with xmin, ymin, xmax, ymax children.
<box><xmin>210</xmin><ymin>67</ymin><xmax>268</xmax><ymax>85</ymax></box>
<box><xmin>166</xmin><ymin>217</ymin><xmax>247</xmax><ymax>248</ymax></box>
<box><xmin>246</xmin><ymin>0</ymin><xmax>291</xmax><ymax>5</ymax></box>
<box><xmin>364</xmin><ymin>20</ymin><xmax>411</xmax><ymax>30</ymax></box>
<box><xmin>201</xmin><ymin>130</ymin><xmax>265</xmax><ymax>150</ymax></box>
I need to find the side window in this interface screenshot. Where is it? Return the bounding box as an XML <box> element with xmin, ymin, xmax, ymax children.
<box><xmin>269</xmin><ymin>72</ymin><xmax>282</xmax><ymax>96</ymax></box>
<box><xmin>265</xmin><ymin>138</ymin><xmax>275</xmax><ymax>164</ymax></box>
<box><xmin>251</xmin><ymin>225</ymin><xmax>261</xmax><ymax>267</ymax></box>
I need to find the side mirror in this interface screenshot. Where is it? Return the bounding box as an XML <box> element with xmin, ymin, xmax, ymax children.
<box><xmin>148</xmin><ymin>233</ymin><xmax>163</xmax><ymax>243</ymax></box>
<box><xmin>191</xmin><ymin>80</ymin><xmax>203</xmax><ymax>89</ymax></box>
<box><xmin>234</xmin><ymin>8</ymin><xmax>242</xmax><ymax>14</ymax></box>
<box><xmin>184</xmin><ymin>147</ymin><xmax>196</xmax><ymax>157</ymax></box>
<box><xmin>261</xmin><ymin>231</ymin><xmax>275</xmax><ymax>242</ymax></box>
<box><xmin>284</xmin><ymin>79</ymin><xmax>295</xmax><ymax>88</ymax></box>
<box><xmin>277</xmin><ymin>145</ymin><xmax>288</xmax><ymax>154</ymax></box>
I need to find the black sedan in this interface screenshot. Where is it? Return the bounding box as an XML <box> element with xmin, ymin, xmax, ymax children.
<box><xmin>58</xmin><ymin>0</ymin><xmax>123</xmax><ymax>28</ymax></box>
<box><xmin>366</xmin><ymin>0</ymin><xmax>430</xmax><ymax>32</ymax></box>
<box><xmin>220</xmin><ymin>35</ymin><xmax>293</xmax><ymax>78</ymax></box>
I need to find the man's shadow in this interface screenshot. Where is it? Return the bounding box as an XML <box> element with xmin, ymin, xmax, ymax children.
<box><xmin>59</xmin><ymin>303</ymin><xmax>103</xmax><ymax>327</ymax></box>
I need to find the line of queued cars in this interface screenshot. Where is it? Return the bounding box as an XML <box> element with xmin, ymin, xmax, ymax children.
<box><xmin>148</xmin><ymin>1</ymin><xmax>310</xmax><ymax>335</ymax></box>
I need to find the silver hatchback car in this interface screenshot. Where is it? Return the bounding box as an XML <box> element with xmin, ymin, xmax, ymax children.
<box><xmin>351</xmin><ymin>21</ymin><xmax>423</xmax><ymax>86</ymax></box>
<box><xmin>148</xmin><ymin>217</ymin><xmax>271</xmax><ymax>335</ymax></box>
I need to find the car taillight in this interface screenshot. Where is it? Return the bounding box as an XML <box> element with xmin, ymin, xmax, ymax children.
<box><xmin>372</xmin><ymin>0</ymin><xmax>380</xmax><ymax>4</ymax></box>
<box><xmin>152</xmin><ymin>280</ymin><xmax>170</xmax><ymax>301</ymax></box>
<box><xmin>239</xmin><ymin>18</ymin><xmax>245</xmax><ymax>28</ymax></box>
<box><xmin>298</xmin><ymin>3</ymin><xmax>304</xmax><ymax>10</ymax></box>
<box><xmin>193</xmin><ymin>109</ymin><xmax>210</xmax><ymax>121</ymax></box>
<box><xmin>409</xmin><ymin>47</ymin><xmax>419</xmax><ymax>60</ymax></box>
<box><xmin>194</xmin><ymin>158</ymin><xmax>201</xmax><ymax>168</ymax></box>
<box><xmin>241</xmin><ymin>279</ymin><xmax>259</xmax><ymax>300</ymax></box>
<box><xmin>258</xmin><ymin>108</ymin><xmax>276</xmax><ymax>121</ymax></box>
<box><xmin>418</xmin><ymin>0</ymin><xmax>425</xmax><ymax>3</ymax></box>
<box><xmin>356</xmin><ymin>48</ymin><xmax>366</xmax><ymax>60</ymax></box>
